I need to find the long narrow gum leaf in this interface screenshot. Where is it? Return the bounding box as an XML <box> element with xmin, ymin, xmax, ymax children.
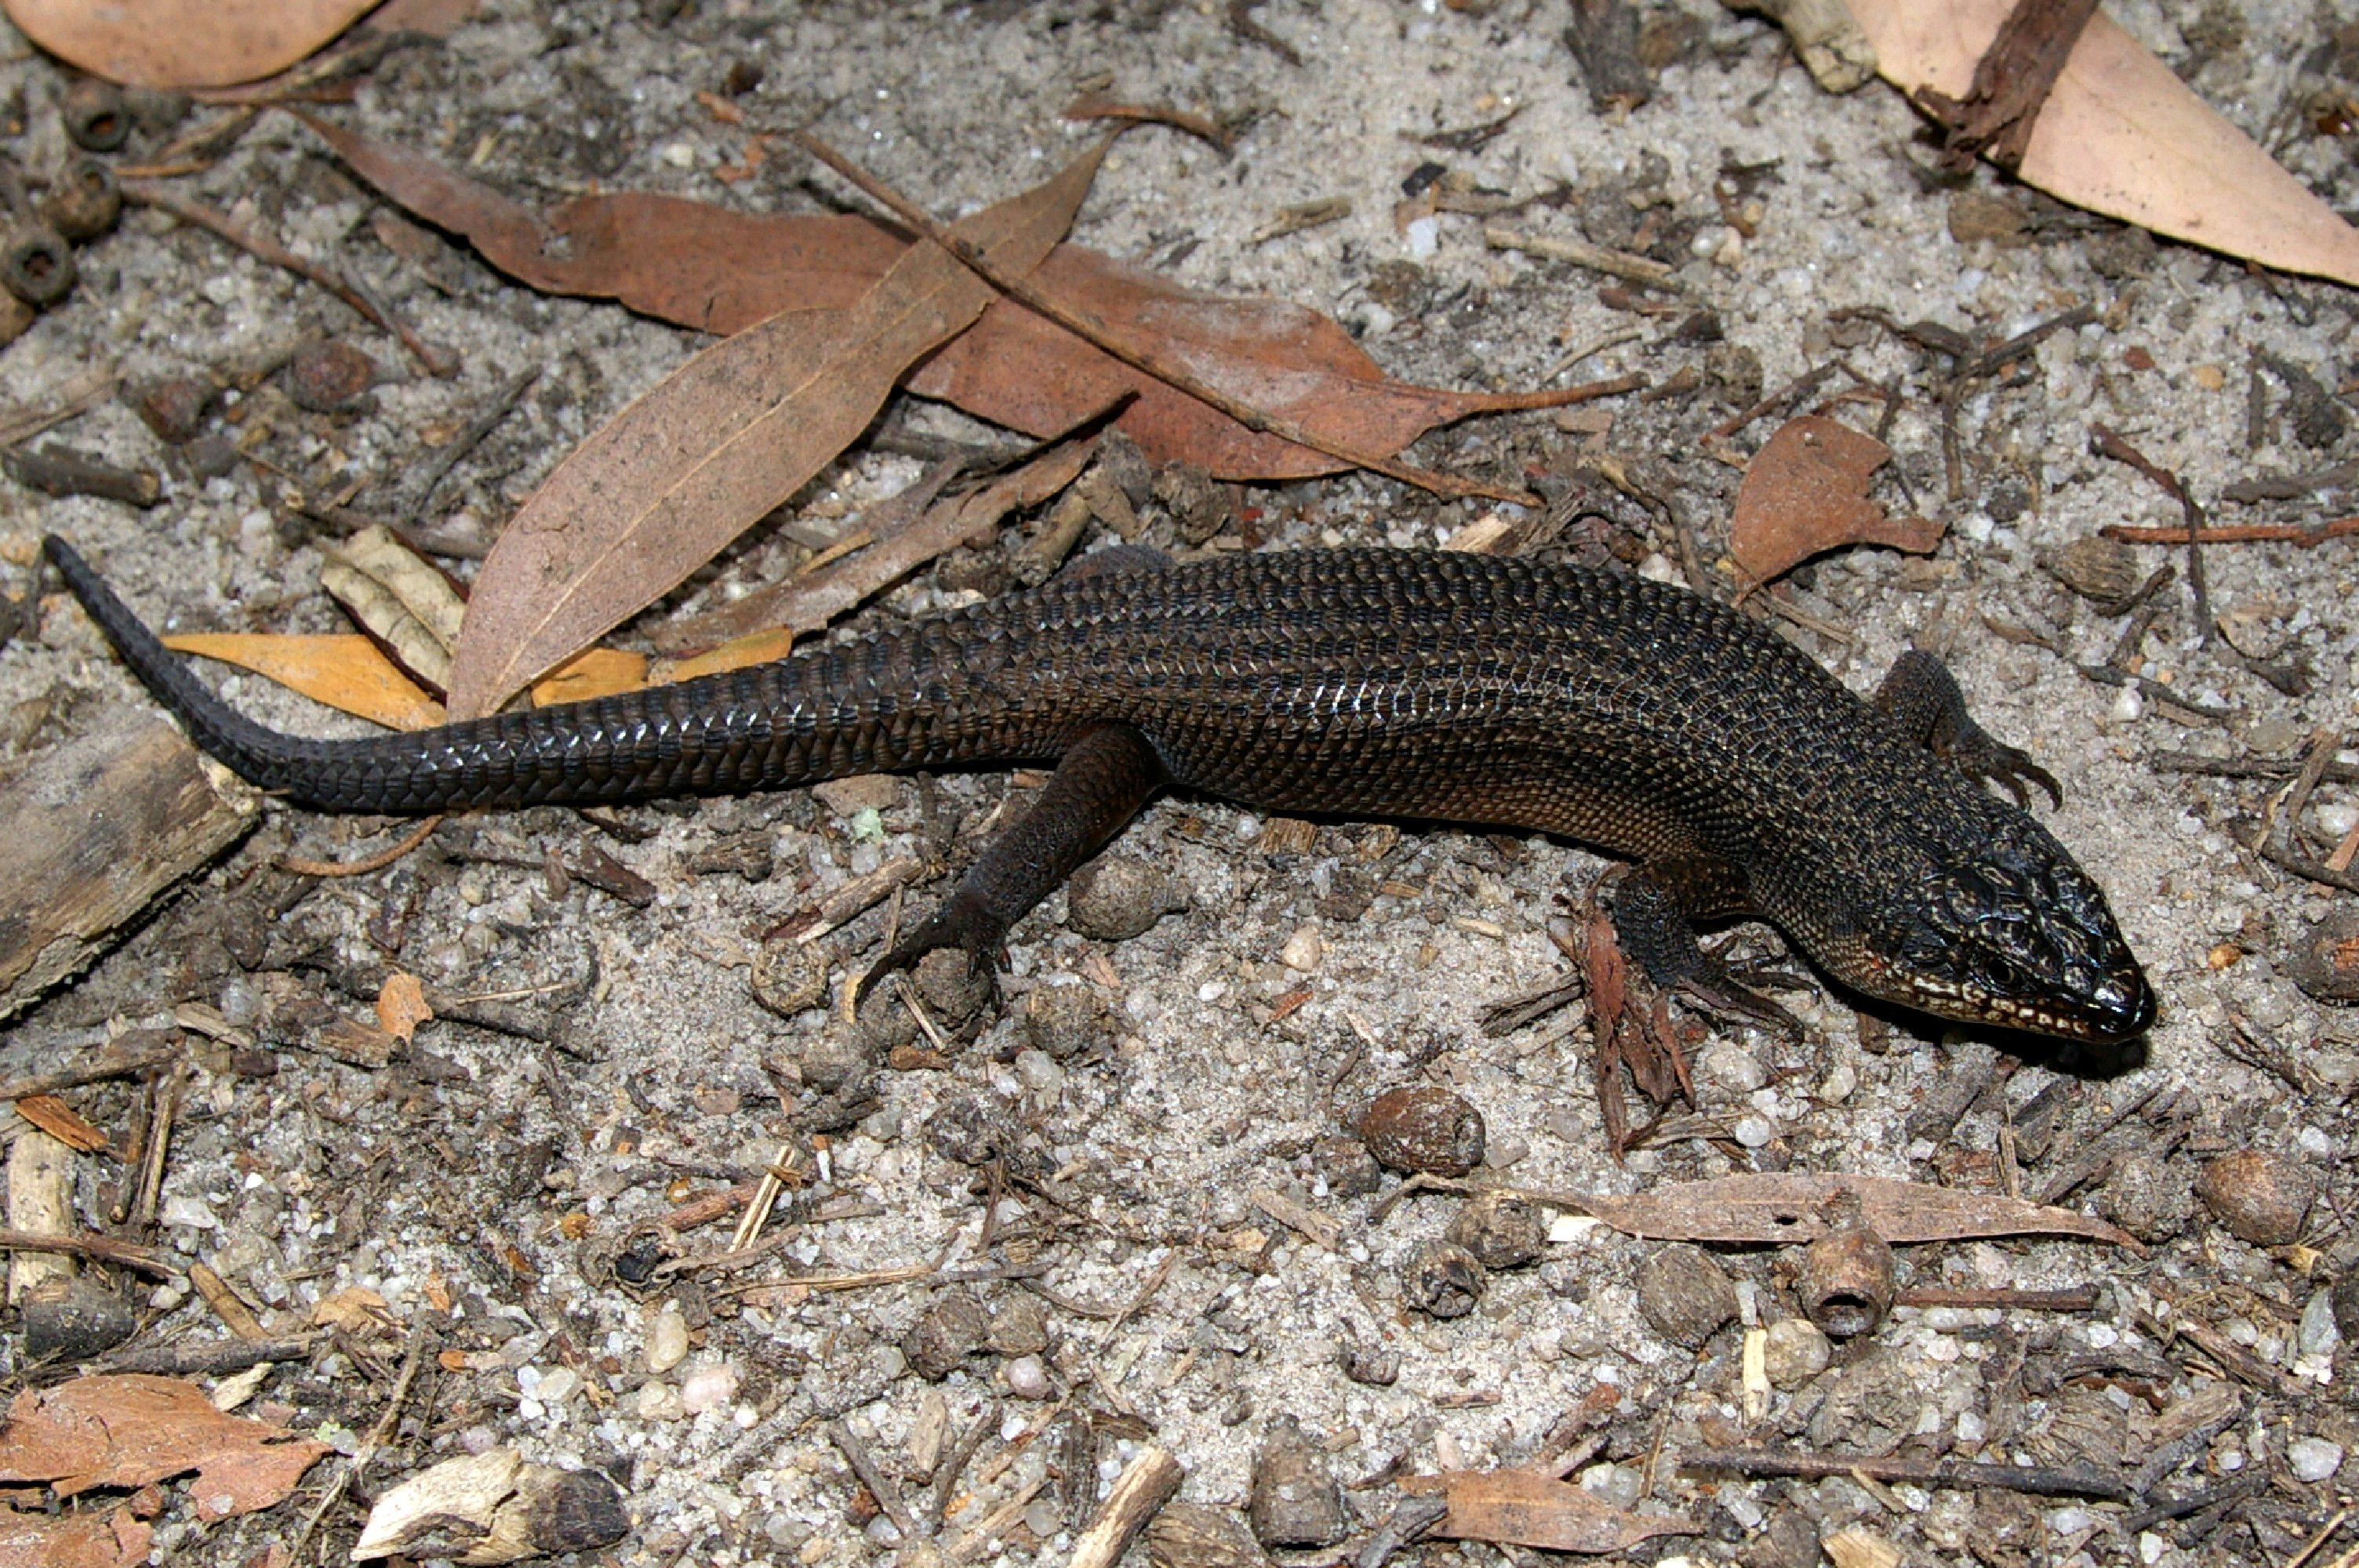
<box><xmin>1848</xmin><ymin>0</ymin><xmax>2359</xmax><ymax>286</ymax></box>
<box><xmin>443</xmin><ymin>140</ymin><xmax>1110</xmax><ymax>719</ymax></box>
<box><xmin>3</xmin><ymin>0</ymin><xmax>377</xmax><ymax>89</ymax></box>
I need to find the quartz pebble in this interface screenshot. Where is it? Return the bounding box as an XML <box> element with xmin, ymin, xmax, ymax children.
<box><xmin>1762</xmin><ymin>1317</ymin><xmax>1831</xmax><ymax>1388</ymax></box>
<box><xmin>2288</xmin><ymin>1437</ymin><xmax>2344</xmax><ymax>1484</ymax></box>
<box><xmin>646</xmin><ymin>1301</ymin><xmax>690</xmax><ymax>1374</ymax></box>
<box><xmin>1005</xmin><ymin>1354</ymin><xmax>1052</xmax><ymax>1399</ymax></box>
<box><xmin>680</xmin><ymin>1361</ymin><xmax>738</xmax><ymax>1415</ymax></box>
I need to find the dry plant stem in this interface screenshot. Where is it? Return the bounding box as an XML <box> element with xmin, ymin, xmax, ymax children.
<box><xmin>830</xmin><ymin>1420</ymin><xmax>923</xmax><ymax>1540</ymax></box>
<box><xmin>2288</xmin><ymin>1511</ymin><xmax>2356</xmax><ymax>1568</ymax></box>
<box><xmin>0</xmin><ymin>1038</ymin><xmax>182</xmax><ymax>1104</ymax></box>
<box><xmin>0</xmin><ymin>1228</ymin><xmax>176</xmax><ymax>1279</ymax></box>
<box><xmin>1070</xmin><ymin>1444</ymin><xmax>1183</xmax><ymax>1568</ymax></box>
<box><xmin>1892</xmin><ymin>1285</ymin><xmax>2096</xmax><ymax>1312</ymax></box>
<box><xmin>130</xmin><ymin>1063</ymin><xmax>183</xmax><ymax>1232</ymax></box>
<box><xmin>2091</xmin><ymin>422</ymin><xmax>2212</xmax><ymax>644</ymax></box>
<box><xmin>793</xmin><ymin>131</ymin><xmax>1548</xmax><ymax>507</ymax></box>
<box><xmin>931</xmin><ymin>1399</ymin><xmax>1001</xmax><ymax>1530</ymax></box>
<box><xmin>289</xmin><ymin>1327</ymin><xmax>438</xmax><ymax>1568</ymax></box>
<box><xmin>1681</xmin><ymin>1447</ymin><xmax>2128</xmax><ymax>1501</ymax></box>
<box><xmin>122</xmin><ymin>180</ymin><xmax>455</xmax><ymax>377</ymax></box>
<box><xmin>96</xmin><ymin>1335</ymin><xmax>318</xmax><ymax>1376</ymax></box>
<box><xmin>402</xmin><ymin>365</ymin><xmax>542</xmax><ymax>522</ymax></box>
<box><xmin>0</xmin><ymin>369</ymin><xmax>114</xmax><ymax>448</ymax></box>
<box><xmin>1482</xmin><ymin>223</ymin><xmax>1686</xmax><ymax>292</ymax></box>
<box><xmin>2104</xmin><ymin>515</ymin><xmax>2359</xmax><ymax>546</ymax></box>
<box><xmin>1061</xmin><ymin>96</ymin><xmax>1231</xmax><ymax>151</ymax></box>
<box><xmin>191</xmin><ymin>1261</ymin><xmax>270</xmax><ymax>1341</ymax></box>
<box><xmin>279</xmin><ymin>815</ymin><xmax>444</xmax><ymax>878</ymax></box>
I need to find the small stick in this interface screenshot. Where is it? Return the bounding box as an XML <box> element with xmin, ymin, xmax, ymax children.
<box><xmin>1061</xmin><ymin>96</ymin><xmax>1230</xmax><ymax>152</ymax></box>
<box><xmin>2120</xmin><ymin>1472</ymin><xmax>2263</xmax><ymax>1535</ymax></box>
<box><xmin>190</xmin><ymin>1261</ymin><xmax>270</xmax><ymax>1341</ymax></box>
<box><xmin>931</xmin><ymin>1399</ymin><xmax>1000</xmax><ymax>1530</ymax></box>
<box><xmin>794</xmin><ymin>131</ymin><xmax>1558</xmax><ymax>508</ymax></box>
<box><xmin>1892</xmin><ymin>1285</ymin><xmax>2098</xmax><ymax>1312</ymax></box>
<box><xmin>2091</xmin><ymin>423</ymin><xmax>2212</xmax><ymax>646</ymax></box>
<box><xmin>830</xmin><ymin>1420</ymin><xmax>922</xmax><ymax>1541</ymax></box>
<box><xmin>95</xmin><ymin>1334</ymin><xmax>317</xmax><ymax>1376</ymax></box>
<box><xmin>279</xmin><ymin>816</ymin><xmax>443</xmax><ymax>878</ymax></box>
<box><xmin>2103</xmin><ymin>516</ymin><xmax>2359</xmax><ymax>546</ymax></box>
<box><xmin>1069</xmin><ymin>1444</ymin><xmax>1182</xmax><ymax>1568</ymax></box>
<box><xmin>2287</xmin><ymin>1509</ymin><xmax>2354</xmax><ymax>1568</ymax></box>
<box><xmin>1483</xmin><ymin>224</ymin><xmax>1688</xmax><ymax>293</ymax></box>
<box><xmin>122</xmin><ymin>180</ymin><xmax>455</xmax><ymax>377</ymax></box>
<box><xmin>1681</xmin><ymin>1446</ymin><xmax>2128</xmax><ymax>1501</ymax></box>
<box><xmin>0</xmin><ymin>1036</ymin><xmax>181</xmax><ymax>1103</ymax></box>
<box><xmin>129</xmin><ymin>1064</ymin><xmax>182</xmax><ymax>1232</ymax></box>
<box><xmin>0</xmin><ymin>1229</ymin><xmax>176</xmax><ymax>1279</ymax></box>
<box><xmin>727</xmin><ymin>1140</ymin><xmax>805</xmax><ymax>1254</ymax></box>
<box><xmin>288</xmin><ymin>1327</ymin><xmax>437</xmax><ymax>1568</ymax></box>
<box><xmin>402</xmin><ymin>366</ymin><xmax>541</xmax><ymax>522</ymax></box>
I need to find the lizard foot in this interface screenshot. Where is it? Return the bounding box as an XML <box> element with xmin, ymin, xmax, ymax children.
<box><xmin>853</xmin><ymin>893</ymin><xmax>1004</xmax><ymax>1011</ymax></box>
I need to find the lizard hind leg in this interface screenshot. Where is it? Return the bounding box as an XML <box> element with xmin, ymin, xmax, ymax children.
<box><xmin>1873</xmin><ymin>648</ymin><xmax>2060</xmax><ymax>808</ymax></box>
<box><xmin>856</xmin><ymin>723</ymin><xmax>1168</xmax><ymax>1006</ymax></box>
<box><xmin>1610</xmin><ymin>856</ymin><xmax>1801</xmax><ymax>1038</ymax></box>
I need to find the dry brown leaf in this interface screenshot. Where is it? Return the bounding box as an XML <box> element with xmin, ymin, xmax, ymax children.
<box><xmin>3</xmin><ymin>0</ymin><xmax>379</xmax><ymax>89</ymax></box>
<box><xmin>1573</xmin><ymin>1172</ymin><xmax>2139</xmax><ymax>1248</ymax></box>
<box><xmin>11</xmin><ymin>1095</ymin><xmax>109</xmax><ymax>1156</ymax></box>
<box><xmin>1409</xmin><ymin>1468</ymin><xmax>1699</xmax><ymax>1554</ymax></box>
<box><xmin>1728</xmin><ymin>416</ymin><xmax>1943</xmax><ymax>585</ymax></box>
<box><xmin>0</xmin><ymin>1375</ymin><xmax>329</xmax><ymax>1521</ymax></box>
<box><xmin>300</xmin><ymin>114</ymin><xmax>906</xmax><ymax>333</ymax></box>
<box><xmin>311</xmin><ymin>1287</ymin><xmax>398</xmax><ymax>1338</ymax></box>
<box><xmin>318</xmin><ymin>524</ymin><xmax>466</xmax><ymax>693</ymax></box>
<box><xmin>0</xmin><ymin>1506</ymin><xmax>150</xmax><ymax>1568</ymax></box>
<box><xmin>163</xmin><ymin>633</ymin><xmax>446</xmax><ymax>731</ymax></box>
<box><xmin>307</xmin><ymin>121</ymin><xmax>1590</xmax><ymax>480</ymax></box>
<box><xmin>1845</xmin><ymin>0</ymin><xmax>2359</xmax><ymax>286</ymax></box>
<box><xmin>904</xmin><ymin>245</ymin><xmax>1579</xmax><ymax>479</ymax></box>
<box><xmin>442</xmin><ymin>142</ymin><xmax>1111</xmax><ymax>719</ymax></box>
<box><xmin>374</xmin><ymin>972</ymin><xmax>432</xmax><ymax>1043</ymax></box>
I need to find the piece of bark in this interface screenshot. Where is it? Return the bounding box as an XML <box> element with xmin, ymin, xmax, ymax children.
<box><xmin>0</xmin><ymin>713</ymin><xmax>260</xmax><ymax>1022</ymax></box>
<box><xmin>1071</xmin><ymin>1445</ymin><xmax>1183</xmax><ymax>1568</ymax></box>
<box><xmin>6</xmin><ymin>1131</ymin><xmax>78</xmax><ymax>1304</ymax></box>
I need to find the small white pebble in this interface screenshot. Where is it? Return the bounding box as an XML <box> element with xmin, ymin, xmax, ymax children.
<box><xmin>1005</xmin><ymin>1355</ymin><xmax>1052</xmax><ymax>1399</ymax></box>
<box><xmin>2110</xmin><ymin>685</ymin><xmax>2143</xmax><ymax>724</ymax></box>
<box><xmin>1404</xmin><ymin>216</ymin><xmax>1440</xmax><ymax>260</ymax></box>
<box><xmin>1280</xmin><ymin>924</ymin><xmax>1324</xmax><ymax>972</ymax></box>
<box><xmin>680</xmin><ymin>1361</ymin><xmax>739</xmax><ymax>1415</ymax></box>
<box><xmin>2289</xmin><ymin>1437</ymin><xmax>2345</xmax><ymax>1483</ymax></box>
<box><xmin>1732</xmin><ymin>1115</ymin><xmax>1775</xmax><ymax>1149</ymax></box>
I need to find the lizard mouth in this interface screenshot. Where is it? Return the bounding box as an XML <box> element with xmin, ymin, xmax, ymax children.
<box><xmin>1896</xmin><ymin>967</ymin><xmax>2157</xmax><ymax>1044</ymax></box>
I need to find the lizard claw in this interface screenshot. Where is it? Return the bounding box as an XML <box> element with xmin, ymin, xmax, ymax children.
<box><xmin>1674</xmin><ymin>970</ymin><xmax>1803</xmax><ymax>1040</ymax></box>
<box><xmin>852</xmin><ymin>894</ymin><xmax>1004</xmax><ymax>1011</ymax></box>
<box><xmin>1950</xmin><ymin>735</ymin><xmax>2061</xmax><ymax>811</ymax></box>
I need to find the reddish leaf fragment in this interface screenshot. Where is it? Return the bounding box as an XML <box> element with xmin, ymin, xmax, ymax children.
<box><xmin>1573</xmin><ymin>1173</ymin><xmax>2139</xmax><ymax>1249</ymax></box>
<box><xmin>2</xmin><ymin>0</ymin><xmax>376</xmax><ymax>89</ymax></box>
<box><xmin>0</xmin><ymin>1505</ymin><xmax>149</xmax><ymax>1568</ymax></box>
<box><xmin>301</xmin><ymin>114</ymin><xmax>904</xmax><ymax>335</ymax></box>
<box><xmin>907</xmin><ymin>246</ymin><xmax>1583</xmax><ymax>479</ymax></box>
<box><xmin>1412</xmin><ymin>1468</ymin><xmax>1699</xmax><ymax>1554</ymax></box>
<box><xmin>444</xmin><ymin>142</ymin><xmax>1110</xmax><ymax>717</ymax></box>
<box><xmin>307</xmin><ymin>121</ymin><xmax>1597</xmax><ymax>480</ymax></box>
<box><xmin>1728</xmin><ymin>416</ymin><xmax>1944</xmax><ymax>584</ymax></box>
<box><xmin>0</xmin><ymin>1375</ymin><xmax>330</xmax><ymax>1521</ymax></box>
<box><xmin>11</xmin><ymin>1095</ymin><xmax>109</xmax><ymax>1155</ymax></box>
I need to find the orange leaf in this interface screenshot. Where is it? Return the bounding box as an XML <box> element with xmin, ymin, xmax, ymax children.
<box><xmin>12</xmin><ymin>1095</ymin><xmax>109</xmax><ymax>1156</ymax></box>
<box><xmin>1847</xmin><ymin>0</ymin><xmax>2359</xmax><ymax>286</ymax></box>
<box><xmin>1728</xmin><ymin>416</ymin><xmax>1943</xmax><ymax>585</ymax></box>
<box><xmin>373</xmin><ymin>973</ymin><xmax>432</xmax><ymax>1044</ymax></box>
<box><xmin>0</xmin><ymin>1376</ymin><xmax>329</xmax><ymax>1522</ymax></box>
<box><xmin>530</xmin><ymin>648</ymin><xmax>650</xmax><ymax>708</ymax></box>
<box><xmin>162</xmin><ymin>634</ymin><xmax>445</xmax><ymax>731</ymax></box>
<box><xmin>2</xmin><ymin>0</ymin><xmax>378</xmax><ymax>89</ymax></box>
<box><xmin>443</xmin><ymin>140</ymin><xmax>1111</xmax><ymax>718</ymax></box>
<box><xmin>652</xmin><ymin>626</ymin><xmax>796</xmax><ymax>685</ymax></box>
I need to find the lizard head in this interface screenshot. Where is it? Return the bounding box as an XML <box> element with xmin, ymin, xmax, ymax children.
<box><xmin>1852</xmin><ymin>822</ymin><xmax>2156</xmax><ymax>1045</ymax></box>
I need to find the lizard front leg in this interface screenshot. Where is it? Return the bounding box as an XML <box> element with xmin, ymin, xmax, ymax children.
<box><xmin>1611</xmin><ymin>855</ymin><xmax>1801</xmax><ymax>1036</ymax></box>
<box><xmin>1873</xmin><ymin>649</ymin><xmax>2059</xmax><ymax>808</ymax></box>
<box><xmin>858</xmin><ymin>723</ymin><xmax>1166</xmax><ymax>1003</ymax></box>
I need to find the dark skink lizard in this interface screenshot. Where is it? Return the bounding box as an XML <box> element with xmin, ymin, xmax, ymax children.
<box><xmin>42</xmin><ymin>535</ymin><xmax>2156</xmax><ymax>1045</ymax></box>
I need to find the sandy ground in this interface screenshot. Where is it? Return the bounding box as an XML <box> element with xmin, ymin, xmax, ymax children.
<box><xmin>0</xmin><ymin>0</ymin><xmax>2354</xmax><ymax>1564</ymax></box>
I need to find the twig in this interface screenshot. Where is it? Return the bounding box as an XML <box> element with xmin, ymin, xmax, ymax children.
<box><xmin>0</xmin><ymin>369</ymin><xmax>114</xmax><ymax>448</ymax></box>
<box><xmin>0</xmin><ymin>1035</ymin><xmax>182</xmax><ymax>1103</ymax></box>
<box><xmin>129</xmin><ymin>1063</ymin><xmax>183</xmax><ymax>1232</ymax></box>
<box><xmin>402</xmin><ymin>366</ymin><xmax>540</xmax><ymax>522</ymax></box>
<box><xmin>2091</xmin><ymin>423</ymin><xmax>2212</xmax><ymax>646</ymax></box>
<box><xmin>1681</xmin><ymin>1446</ymin><xmax>2128</xmax><ymax>1501</ymax></box>
<box><xmin>278</xmin><ymin>816</ymin><xmax>443</xmax><ymax>879</ymax></box>
<box><xmin>2103</xmin><ymin>516</ymin><xmax>2359</xmax><ymax>546</ymax></box>
<box><xmin>288</xmin><ymin>1327</ymin><xmax>438</xmax><ymax>1567</ymax></box>
<box><xmin>931</xmin><ymin>1398</ymin><xmax>1000</xmax><ymax>1530</ymax></box>
<box><xmin>2288</xmin><ymin>1509</ymin><xmax>2355</xmax><ymax>1568</ymax></box>
<box><xmin>830</xmin><ymin>1419</ymin><xmax>923</xmax><ymax>1540</ymax></box>
<box><xmin>1061</xmin><ymin>96</ymin><xmax>1230</xmax><ymax>152</ymax></box>
<box><xmin>1483</xmin><ymin>224</ymin><xmax>1688</xmax><ymax>294</ymax></box>
<box><xmin>793</xmin><ymin>131</ymin><xmax>1560</xmax><ymax>508</ymax></box>
<box><xmin>1070</xmin><ymin>1445</ymin><xmax>1182</xmax><ymax>1568</ymax></box>
<box><xmin>93</xmin><ymin>1334</ymin><xmax>318</xmax><ymax>1377</ymax></box>
<box><xmin>122</xmin><ymin>181</ymin><xmax>455</xmax><ymax>377</ymax></box>
<box><xmin>1892</xmin><ymin>1285</ymin><xmax>2097</xmax><ymax>1312</ymax></box>
<box><xmin>1226</xmin><ymin>0</ymin><xmax>1303</xmax><ymax>64</ymax></box>
<box><xmin>0</xmin><ymin>1229</ymin><xmax>176</xmax><ymax>1279</ymax></box>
